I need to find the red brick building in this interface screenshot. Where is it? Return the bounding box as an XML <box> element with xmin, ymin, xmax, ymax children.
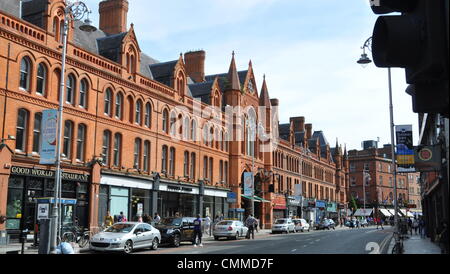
<box><xmin>0</xmin><ymin>0</ymin><xmax>349</xmax><ymax>236</ymax></box>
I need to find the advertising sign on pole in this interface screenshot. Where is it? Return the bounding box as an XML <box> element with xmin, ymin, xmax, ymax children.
<box><xmin>243</xmin><ymin>172</ymin><xmax>254</xmax><ymax>196</ymax></box>
<box><xmin>395</xmin><ymin>125</ymin><xmax>415</xmax><ymax>168</ymax></box>
<box><xmin>39</xmin><ymin>109</ymin><xmax>58</xmax><ymax>165</ymax></box>
<box><xmin>37</xmin><ymin>204</ymin><xmax>49</xmax><ymax>220</ymax></box>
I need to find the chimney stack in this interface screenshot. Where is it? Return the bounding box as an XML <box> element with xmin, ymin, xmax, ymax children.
<box><xmin>99</xmin><ymin>0</ymin><xmax>129</xmax><ymax>35</ymax></box>
<box><xmin>305</xmin><ymin>123</ymin><xmax>313</xmax><ymax>140</ymax></box>
<box><xmin>290</xmin><ymin>116</ymin><xmax>305</xmax><ymax>133</ymax></box>
<box><xmin>184</xmin><ymin>51</ymin><xmax>206</xmax><ymax>83</ymax></box>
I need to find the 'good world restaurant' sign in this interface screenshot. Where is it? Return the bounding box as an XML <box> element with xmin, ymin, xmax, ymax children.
<box><xmin>11</xmin><ymin>166</ymin><xmax>89</xmax><ymax>182</ymax></box>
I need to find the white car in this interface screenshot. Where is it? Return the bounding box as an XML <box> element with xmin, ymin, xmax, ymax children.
<box><xmin>272</xmin><ymin>218</ymin><xmax>296</xmax><ymax>234</ymax></box>
<box><xmin>90</xmin><ymin>222</ymin><xmax>161</xmax><ymax>254</ymax></box>
<box><xmin>213</xmin><ymin>220</ymin><xmax>249</xmax><ymax>240</ymax></box>
<box><xmin>293</xmin><ymin>219</ymin><xmax>310</xmax><ymax>232</ymax></box>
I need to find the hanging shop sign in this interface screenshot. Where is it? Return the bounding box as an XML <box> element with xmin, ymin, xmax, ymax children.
<box><xmin>414</xmin><ymin>145</ymin><xmax>441</xmax><ymax>172</ymax></box>
<box><xmin>11</xmin><ymin>166</ymin><xmax>89</xmax><ymax>182</ymax></box>
<box><xmin>39</xmin><ymin>109</ymin><xmax>58</xmax><ymax>165</ymax></box>
<box><xmin>395</xmin><ymin>125</ymin><xmax>415</xmax><ymax>168</ymax></box>
<box><xmin>243</xmin><ymin>172</ymin><xmax>254</xmax><ymax>196</ymax></box>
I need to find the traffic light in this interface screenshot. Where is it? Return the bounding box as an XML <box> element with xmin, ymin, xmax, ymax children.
<box><xmin>370</xmin><ymin>0</ymin><xmax>449</xmax><ymax>115</ymax></box>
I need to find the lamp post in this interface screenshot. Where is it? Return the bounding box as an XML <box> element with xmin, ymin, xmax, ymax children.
<box><xmin>357</xmin><ymin>36</ymin><xmax>400</xmax><ymax>251</ymax></box>
<box><xmin>49</xmin><ymin>0</ymin><xmax>96</xmax><ymax>254</ymax></box>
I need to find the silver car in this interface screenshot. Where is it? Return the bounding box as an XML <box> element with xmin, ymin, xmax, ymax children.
<box><xmin>213</xmin><ymin>220</ymin><xmax>249</xmax><ymax>240</ymax></box>
<box><xmin>90</xmin><ymin>222</ymin><xmax>161</xmax><ymax>254</ymax></box>
<box><xmin>272</xmin><ymin>218</ymin><xmax>296</xmax><ymax>234</ymax></box>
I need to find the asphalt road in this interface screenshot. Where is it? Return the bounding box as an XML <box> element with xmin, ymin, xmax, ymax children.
<box><xmin>131</xmin><ymin>226</ymin><xmax>393</xmax><ymax>255</ymax></box>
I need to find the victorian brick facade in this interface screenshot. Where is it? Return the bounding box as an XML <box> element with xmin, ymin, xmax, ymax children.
<box><xmin>0</xmin><ymin>0</ymin><xmax>349</xmax><ymax>234</ymax></box>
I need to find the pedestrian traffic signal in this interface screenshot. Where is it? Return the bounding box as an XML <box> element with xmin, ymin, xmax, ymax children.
<box><xmin>370</xmin><ymin>0</ymin><xmax>449</xmax><ymax>115</ymax></box>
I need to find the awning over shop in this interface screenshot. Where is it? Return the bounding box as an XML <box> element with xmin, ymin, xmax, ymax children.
<box><xmin>379</xmin><ymin>209</ymin><xmax>393</xmax><ymax>217</ymax></box>
<box><xmin>353</xmin><ymin>208</ymin><xmax>373</xmax><ymax>217</ymax></box>
<box><xmin>400</xmin><ymin>209</ymin><xmax>415</xmax><ymax>218</ymax></box>
<box><xmin>388</xmin><ymin>209</ymin><xmax>402</xmax><ymax>216</ymax></box>
<box><xmin>241</xmin><ymin>195</ymin><xmax>271</xmax><ymax>203</ymax></box>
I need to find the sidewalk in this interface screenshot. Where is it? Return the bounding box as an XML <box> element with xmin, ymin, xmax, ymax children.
<box><xmin>387</xmin><ymin>233</ymin><xmax>442</xmax><ymax>254</ymax></box>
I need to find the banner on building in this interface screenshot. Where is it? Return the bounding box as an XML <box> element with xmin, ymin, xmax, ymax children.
<box><xmin>243</xmin><ymin>172</ymin><xmax>254</xmax><ymax>196</ymax></box>
<box><xmin>395</xmin><ymin>125</ymin><xmax>415</xmax><ymax>168</ymax></box>
<box><xmin>414</xmin><ymin>145</ymin><xmax>441</xmax><ymax>172</ymax></box>
<box><xmin>294</xmin><ymin>184</ymin><xmax>302</xmax><ymax>197</ymax></box>
<box><xmin>39</xmin><ymin>109</ymin><xmax>58</xmax><ymax>165</ymax></box>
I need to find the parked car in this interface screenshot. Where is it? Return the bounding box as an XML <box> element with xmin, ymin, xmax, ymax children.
<box><xmin>89</xmin><ymin>222</ymin><xmax>161</xmax><ymax>254</ymax></box>
<box><xmin>272</xmin><ymin>218</ymin><xmax>296</xmax><ymax>234</ymax></box>
<box><xmin>213</xmin><ymin>220</ymin><xmax>249</xmax><ymax>240</ymax></box>
<box><xmin>316</xmin><ymin>219</ymin><xmax>336</xmax><ymax>230</ymax></box>
<box><xmin>360</xmin><ymin>219</ymin><xmax>369</xmax><ymax>227</ymax></box>
<box><xmin>154</xmin><ymin>217</ymin><xmax>196</xmax><ymax>247</ymax></box>
<box><xmin>292</xmin><ymin>219</ymin><xmax>310</xmax><ymax>232</ymax></box>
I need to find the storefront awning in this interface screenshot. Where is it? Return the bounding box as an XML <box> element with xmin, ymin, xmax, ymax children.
<box><xmin>353</xmin><ymin>208</ymin><xmax>373</xmax><ymax>217</ymax></box>
<box><xmin>388</xmin><ymin>209</ymin><xmax>402</xmax><ymax>216</ymax></box>
<box><xmin>241</xmin><ymin>195</ymin><xmax>270</xmax><ymax>203</ymax></box>
<box><xmin>400</xmin><ymin>209</ymin><xmax>415</xmax><ymax>218</ymax></box>
<box><xmin>379</xmin><ymin>209</ymin><xmax>393</xmax><ymax>217</ymax></box>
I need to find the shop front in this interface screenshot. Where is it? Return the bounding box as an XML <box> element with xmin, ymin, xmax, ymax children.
<box><xmin>5</xmin><ymin>166</ymin><xmax>90</xmax><ymax>236</ymax></box>
<box><xmin>326</xmin><ymin>202</ymin><xmax>338</xmax><ymax>221</ymax></box>
<box><xmin>272</xmin><ymin>195</ymin><xmax>287</xmax><ymax>220</ymax></box>
<box><xmin>288</xmin><ymin>196</ymin><xmax>302</xmax><ymax>218</ymax></box>
<box><xmin>302</xmin><ymin>199</ymin><xmax>316</xmax><ymax>223</ymax></box>
<box><xmin>315</xmin><ymin>200</ymin><xmax>327</xmax><ymax>223</ymax></box>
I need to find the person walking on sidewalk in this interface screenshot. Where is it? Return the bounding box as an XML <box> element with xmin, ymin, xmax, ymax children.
<box><xmin>193</xmin><ymin>214</ymin><xmax>203</xmax><ymax>247</ymax></box>
<box><xmin>245</xmin><ymin>214</ymin><xmax>257</xmax><ymax>239</ymax></box>
<box><xmin>412</xmin><ymin>218</ymin><xmax>419</xmax><ymax>235</ymax></box>
<box><xmin>419</xmin><ymin>217</ymin><xmax>426</xmax><ymax>238</ymax></box>
<box><xmin>153</xmin><ymin>213</ymin><xmax>161</xmax><ymax>224</ymax></box>
<box><xmin>436</xmin><ymin>221</ymin><xmax>448</xmax><ymax>254</ymax></box>
<box><xmin>204</xmin><ymin>215</ymin><xmax>211</xmax><ymax>236</ymax></box>
<box><xmin>104</xmin><ymin>211</ymin><xmax>114</xmax><ymax>227</ymax></box>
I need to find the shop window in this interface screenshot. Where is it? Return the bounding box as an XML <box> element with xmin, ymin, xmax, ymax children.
<box><xmin>6</xmin><ymin>178</ymin><xmax>24</xmax><ymax>230</ymax></box>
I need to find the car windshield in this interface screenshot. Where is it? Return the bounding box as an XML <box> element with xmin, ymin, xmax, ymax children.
<box><xmin>105</xmin><ymin>224</ymin><xmax>135</xmax><ymax>233</ymax></box>
<box><xmin>275</xmin><ymin>220</ymin><xmax>287</xmax><ymax>224</ymax></box>
<box><xmin>217</xmin><ymin>221</ymin><xmax>233</xmax><ymax>226</ymax></box>
<box><xmin>160</xmin><ymin>218</ymin><xmax>183</xmax><ymax>226</ymax></box>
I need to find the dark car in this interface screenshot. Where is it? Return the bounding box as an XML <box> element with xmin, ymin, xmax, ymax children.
<box><xmin>154</xmin><ymin>217</ymin><xmax>196</xmax><ymax>247</ymax></box>
<box><xmin>317</xmin><ymin>219</ymin><xmax>336</xmax><ymax>230</ymax></box>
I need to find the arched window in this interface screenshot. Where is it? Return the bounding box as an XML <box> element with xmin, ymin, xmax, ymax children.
<box><xmin>113</xmin><ymin>133</ymin><xmax>122</xmax><ymax>167</ymax></box>
<box><xmin>79</xmin><ymin>79</ymin><xmax>88</xmax><ymax>108</ymax></box>
<box><xmin>19</xmin><ymin>57</ymin><xmax>31</xmax><ymax>91</ymax></box>
<box><xmin>161</xmin><ymin>145</ymin><xmax>168</xmax><ymax>173</ymax></box>
<box><xmin>102</xmin><ymin>130</ymin><xmax>111</xmax><ymax>165</ymax></box>
<box><xmin>32</xmin><ymin>112</ymin><xmax>42</xmax><ymax>153</ymax></box>
<box><xmin>36</xmin><ymin>63</ymin><xmax>47</xmax><ymax>95</ymax></box>
<box><xmin>15</xmin><ymin>109</ymin><xmax>29</xmax><ymax>151</ymax></box>
<box><xmin>169</xmin><ymin>147</ymin><xmax>175</xmax><ymax>176</ymax></box>
<box><xmin>127</xmin><ymin>96</ymin><xmax>134</xmax><ymax>123</ymax></box>
<box><xmin>247</xmin><ymin>110</ymin><xmax>256</xmax><ymax>157</ymax></box>
<box><xmin>66</xmin><ymin>74</ymin><xmax>75</xmax><ymax>104</ymax></box>
<box><xmin>191</xmin><ymin>119</ymin><xmax>197</xmax><ymax>141</ymax></box>
<box><xmin>219</xmin><ymin>160</ymin><xmax>223</xmax><ymax>182</ymax></box>
<box><xmin>224</xmin><ymin>161</ymin><xmax>228</xmax><ymax>185</ymax></box>
<box><xmin>169</xmin><ymin>111</ymin><xmax>176</xmax><ymax>136</ymax></box>
<box><xmin>133</xmin><ymin>138</ymin><xmax>142</xmax><ymax>169</ymax></box>
<box><xmin>183</xmin><ymin>117</ymin><xmax>189</xmax><ymax>140</ymax></box>
<box><xmin>76</xmin><ymin>124</ymin><xmax>86</xmax><ymax>161</ymax></box>
<box><xmin>203</xmin><ymin>156</ymin><xmax>208</xmax><ymax>179</ymax></box>
<box><xmin>162</xmin><ymin>109</ymin><xmax>169</xmax><ymax>133</ymax></box>
<box><xmin>135</xmin><ymin>100</ymin><xmax>142</xmax><ymax>125</ymax></box>
<box><xmin>115</xmin><ymin>93</ymin><xmax>123</xmax><ymax>119</ymax></box>
<box><xmin>184</xmin><ymin>151</ymin><xmax>189</xmax><ymax>177</ymax></box>
<box><xmin>53</xmin><ymin>17</ymin><xmax>59</xmax><ymax>40</ymax></box>
<box><xmin>63</xmin><ymin>120</ymin><xmax>73</xmax><ymax>158</ymax></box>
<box><xmin>190</xmin><ymin>152</ymin><xmax>196</xmax><ymax>179</ymax></box>
<box><xmin>143</xmin><ymin>141</ymin><xmax>151</xmax><ymax>172</ymax></box>
<box><xmin>104</xmin><ymin>88</ymin><xmax>112</xmax><ymax>115</ymax></box>
<box><xmin>209</xmin><ymin>157</ymin><xmax>213</xmax><ymax>182</ymax></box>
<box><xmin>145</xmin><ymin>103</ymin><xmax>151</xmax><ymax>128</ymax></box>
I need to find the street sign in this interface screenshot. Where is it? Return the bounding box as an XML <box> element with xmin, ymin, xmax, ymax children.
<box><xmin>37</xmin><ymin>204</ymin><xmax>49</xmax><ymax>220</ymax></box>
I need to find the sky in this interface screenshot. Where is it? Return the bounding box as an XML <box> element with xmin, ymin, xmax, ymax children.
<box><xmin>83</xmin><ymin>0</ymin><xmax>420</xmax><ymax>151</ymax></box>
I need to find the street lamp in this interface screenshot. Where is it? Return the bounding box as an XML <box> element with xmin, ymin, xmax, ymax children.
<box><xmin>357</xmin><ymin>36</ymin><xmax>400</xmax><ymax>252</ymax></box>
<box><xmin>0</xmin><ymin>135</ymin><xmax>16</xmax><ymax>144</ymax></box>
<box><xmin>50</xmin><ymin>0</ymin><xmax>96</xmax><ymax>254</ymax></box>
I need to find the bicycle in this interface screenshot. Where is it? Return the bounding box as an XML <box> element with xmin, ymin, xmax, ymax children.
<box><xmin>61</xmin><ymin>226</ymin><xmax>90</xmax><ymax>248</ymax></box>
<box><xmin>391</xmin><ymin>233</ymin><xmax>405</xmax><ymax>254</ymax></box>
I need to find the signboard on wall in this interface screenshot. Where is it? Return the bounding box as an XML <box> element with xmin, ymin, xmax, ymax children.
<box><xmin>243</xmin><ymin>172</ymin><xmax>254</xmax><ymax>196</ymax></box>
<box><xmin>39</xmin><ymin>109</ymin><xmax>58</xmax><ymax>165</ymax></box>
<box><xmin>395</xmin><ymin>125</ymin><xmax>415</xmax><ymax>168</ymax></box>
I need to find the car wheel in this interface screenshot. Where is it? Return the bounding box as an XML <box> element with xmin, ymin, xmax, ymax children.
<box><xmin>172</xmin><ymin>234</ymin><xmax>181</xmax><ymax>247</ymax></box>
<box><xmin>124</xmin><ymin>240</ymin><xmax>133</xmax><ymax>254</ymax></box>
<box><xmin>214</xmin><ymin>236</ymin><xmax>219</xmax><ymax>240</ymax></box>
<box><xmin>234</xmin><ymin>232</ymin><xmax>239</xmax><ymax>240</ymax></box>
<box><xmin>151</xmin><ymin>238</ymin><xmax>159</xmax><ymax>250</ymax></box>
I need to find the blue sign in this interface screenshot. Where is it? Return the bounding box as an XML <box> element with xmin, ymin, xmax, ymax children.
<box><xmin>39</xmin><ymin>109</ymin><xmax>58</xmax><ymax>165</ymax></box>
<box><xmin>316</xmin><ymin>200</ymin><xmax>327</xmax><ymax>208</ymax></box>
<box><xmin>227</xmin><ymin>192</ymin><xmax>237</xmax><ymax>203</ymax></box>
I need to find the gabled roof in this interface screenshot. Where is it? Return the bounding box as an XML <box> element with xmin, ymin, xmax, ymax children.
<box><xmin>189</xmin><ymin>81</ymin><xmax>214</xmax><ymax>104</ymax></box>
<box><xmin>97</xmin><ymin>32</ymin><xmax>128</xmax><ymax>63</ymax></box>
<box><xmin>149</xmin><ymin>60</ymin><xmax>178</xmax><ymax>86</ymax></box>
<box><xmin>0</xmin><ymin>0</ymin><xmax>21</xmax><ymax>17</ymax></box>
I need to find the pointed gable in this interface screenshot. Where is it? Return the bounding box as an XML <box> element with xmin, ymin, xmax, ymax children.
<box><xmin>259</xmin><ymin>75</ymin><xmax>271</xmax><ymax>107</ymax></box>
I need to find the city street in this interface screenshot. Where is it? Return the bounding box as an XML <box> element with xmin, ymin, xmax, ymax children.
<box><xmin>85</xmin><ymin>227</ymin><xmax>393</xmax><ymax>255</ymax></box>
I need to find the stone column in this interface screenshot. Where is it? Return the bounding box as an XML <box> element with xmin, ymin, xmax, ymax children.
<box><xmin>89</xmin><ymin>162</ymin><xmax>101</xmax><ymax>233</ymax></box>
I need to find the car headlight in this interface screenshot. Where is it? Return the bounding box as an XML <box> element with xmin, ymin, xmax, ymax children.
<box><xmin>166</xmin><ymin>229</ymin><xmax>174</xmax><ymax>234</ymax></box>
<box><xmin>112</xmin><ymin>238</ymin><xmax>122</xmax><ymax>242</ymax></box>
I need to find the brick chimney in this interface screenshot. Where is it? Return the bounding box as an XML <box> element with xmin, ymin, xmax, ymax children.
<box><xmin>305</xmin><ymin>123</ymin><xmax>312</xmax><ymax>140</ymax></box>
<box><xmin>290</xmin><ymin>116</ymin><xmax>305</xmax><ymax>132</ymax></box>
<box><xmin>184</xmin><ymin>50</ymin><xmax>206</xmax><ymax>83</ymax></box>
<box><xmin>99</xmin><ymin>0</ymin><xmax>129</xmax><ymax>35</ymax></box>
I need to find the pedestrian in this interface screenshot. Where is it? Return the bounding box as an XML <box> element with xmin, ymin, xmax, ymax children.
<box><xmin>254</xmin><ymin>218</ymin><xmax>259</xmax><ymax>233</ymax></box>
<box><xmin>408</xmin><ymin>218</ymin><xmax>413</xmax><ymax>235</ymax></box>
<box><xmin>412</xmin><ymin>218</ymin><xmax>419</xmax><ymax>235</ymax></box>
<box><xmin>103</xmin><ymin>211</ymin><xmax>114</xmax><ymax>228</ymax></box>
<box><xmin>419</xmin><ymin>217</ymin><xmax>426</xmax><ymax>238</ymax></box>
<box><xmin>204</xmin><ymin>215</ymin><xmax>211</xmax><ymax>236</ymax></box>
<box><xmin>356</xmin><ymin>219</ymin><xmax>360</xmax><ymax>229</ymax></box>
<box><xmin>143</xmin><ymin>214</ymin><xmax>151</xmax><ymax>224</ymax></box>
<box><xmin>154</xmin><ymin>212</ymin><xmax>161</xmax><ymax>224</ymax></box>
<box><xmin>193</xmin><ymin>214</ymin><xmax>203</xmax><ymax>247</ymax></box>
<box><xmin>117</xmin><ymin>211</ymin><xmax>127</xmax><ymax>222</ymax></box>
<box><xmin>436</xmin><ymin>221</ymin><xmax>448</xmax><ymax>254</ymax></box>
<box><xmin>245</xmin><ymin>214</ymin><xmax>256</xmax><ymax>239</ymax></box>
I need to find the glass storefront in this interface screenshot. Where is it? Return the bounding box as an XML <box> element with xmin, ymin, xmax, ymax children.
<box><xmin>158</xmin><ymin>192</ymin><xmax>198</xmax><ymax>218</ymax></box>
<box><xmin>131</xmin><ymin>188</ymin><xmax>150</xmax><ymax>221</ymax></box>
<box><xmin>110</xmin><ymin>187</ymin><xmax>129</xmax><ymax>221</ymax></box>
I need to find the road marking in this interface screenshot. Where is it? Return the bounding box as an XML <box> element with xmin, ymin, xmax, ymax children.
<box><xmin>303</xmin><ymin>245</ymin><xmax>308</xmax><ymax>248</ymax></box>
<box><xmin>315</xmin><ymin>239</ymin><xmax>321</xmax><ymax>242</ymax></box>
<box><xmin>291</xmin><ymin>249</ymin><xmax>297</xmax><ymax>252</ymax></box>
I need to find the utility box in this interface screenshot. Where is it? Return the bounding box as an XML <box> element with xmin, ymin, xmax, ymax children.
<box><xmin>0</xmin><ymin>230</ymin><xmax>9</xmax><ymax>246</ymax></box>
